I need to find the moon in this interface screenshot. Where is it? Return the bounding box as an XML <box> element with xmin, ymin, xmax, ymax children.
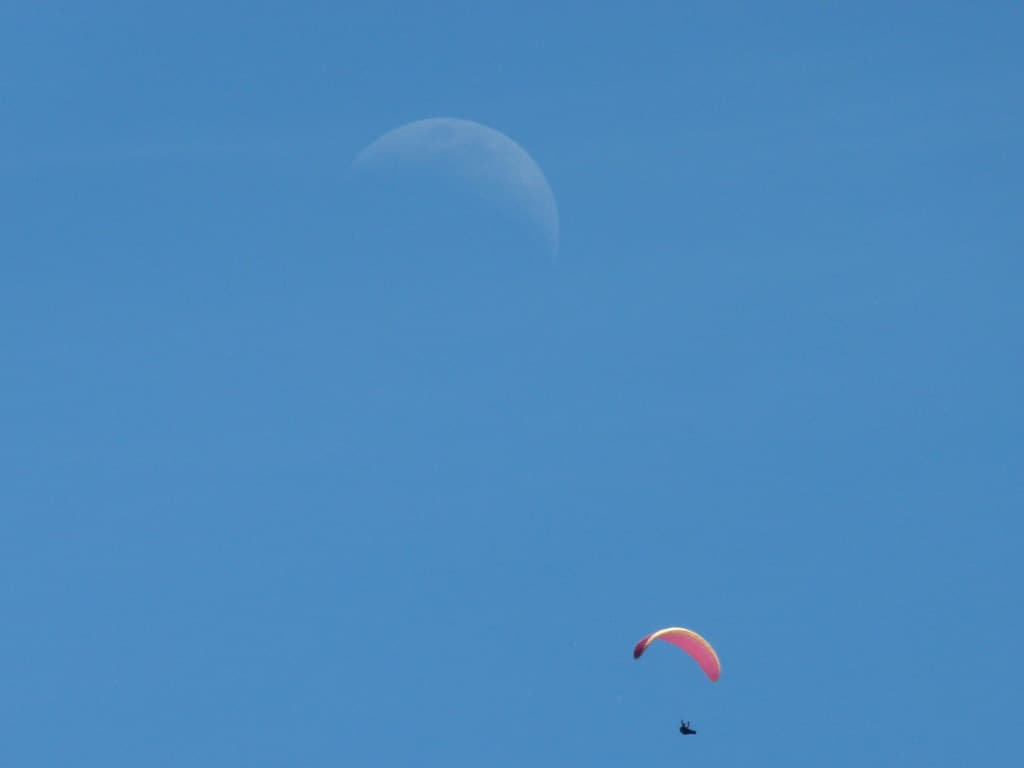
<box><xmin>351</xmin><ymin>117</ymin><xmax>560</xmax><ymax>264</ymax></box>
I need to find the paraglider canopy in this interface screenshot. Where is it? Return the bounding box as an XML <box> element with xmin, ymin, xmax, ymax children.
<box><xmin>633</xmin><ymin>627</ymin><xmax>721</xmax><ymax>682</ymax></box>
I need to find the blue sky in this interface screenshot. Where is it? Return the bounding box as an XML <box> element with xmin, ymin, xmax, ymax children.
<box><xmin>2</xmin><ymin>3</ymin><xmax>1022</xmax><ymax>765</ymax></box>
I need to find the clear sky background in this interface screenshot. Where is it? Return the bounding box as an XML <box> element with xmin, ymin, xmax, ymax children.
<box><xmin>2</xmin><ymin>3</ymin><xmax>1022</xmax><ymax>766</ymax></box>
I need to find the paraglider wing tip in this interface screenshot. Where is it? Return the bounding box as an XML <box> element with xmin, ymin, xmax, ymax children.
<box><xmin>632</xmin><ymin>637</ymin><xmax>651</xmax><ymax>659</ymax></box>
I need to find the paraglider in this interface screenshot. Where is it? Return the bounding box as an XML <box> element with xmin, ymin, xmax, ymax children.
<box><xmin>633</xmin><ymin>626</ymin><xmax>721</xmax><ymax>681</ymax></box>
<box><xmin>633</xmin><ymin>626</ymin><xmax>721</xmax><ymax>736</ymax></box>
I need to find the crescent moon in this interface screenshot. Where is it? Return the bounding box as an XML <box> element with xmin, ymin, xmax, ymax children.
<box><xmin>352</xmin><ymin>117</ymin><xmax>559</xmax><ymax>256</ymax></box>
